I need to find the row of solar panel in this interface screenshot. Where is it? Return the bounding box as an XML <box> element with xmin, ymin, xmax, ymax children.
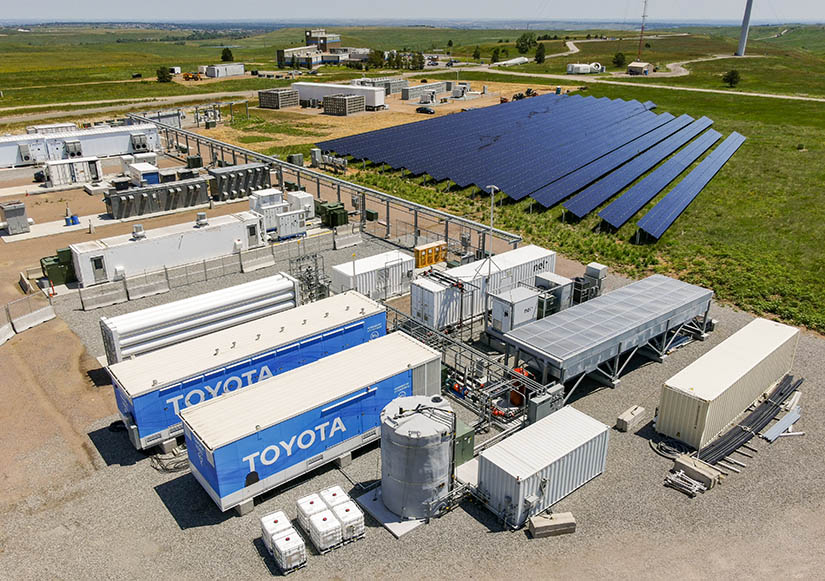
<box><xmin>637</xmin><ymin>132</ymin><xmax>746</xmax><ymax>239</ymax></box>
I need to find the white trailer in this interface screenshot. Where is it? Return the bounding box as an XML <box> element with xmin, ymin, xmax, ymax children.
<box><xmin>70</xmin><ymin>212</ymin><xmax>264</xmax><ymax>287</ymax></box>
<box><xmin>410</xmin><ymin>245</ymin><xmax>556</xmax><ymax>329</ymax></box>
<box><xmin>44</xmin><ymin>157</ymin><xmax>103</xmax><ymax>187</ymax></box>
<box><xmin>100</xmin><ymin>273</ymin><xmax>300</xmax><ymax>365</ymax></box>
<box><xmin>206</xmin><ymin>63</ymin><xmax>245</xmax><ymax>78</ymax></box>
<box><xmin>657</xmin><ymin>318</ymin><xmax>800</xmax><ymax>449</ymax></box>
<box><xmin>331</xmin><ymin>250</ymin><xmax>415</xmax><ymax>300</ymax></box>
<box><xmin>0</xmin><ymin>124</ymin><xmax>159</xmax><ymax>168</ymax></box>
<box><xmin>291</xmin><ymin>83</ymin><xmax>385</xmax><ymax>110</ymax></box>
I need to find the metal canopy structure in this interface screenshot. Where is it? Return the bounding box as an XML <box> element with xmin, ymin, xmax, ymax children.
<box><xmin>502</xmin><ymin>275</ymin><xmax>713</xmax><ymax>396</ymax></box>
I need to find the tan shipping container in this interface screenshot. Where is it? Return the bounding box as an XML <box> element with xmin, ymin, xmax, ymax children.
<box><xmin>657</xmin><ymin>318</ymin><xmax>799</xmax><ymax>449</ymax></box>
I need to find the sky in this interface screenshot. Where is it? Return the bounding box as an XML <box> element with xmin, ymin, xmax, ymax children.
<box><xmin>2</xmin><ymin>0</ymin><xmax>823</xmax><ymax>24</ymax></box>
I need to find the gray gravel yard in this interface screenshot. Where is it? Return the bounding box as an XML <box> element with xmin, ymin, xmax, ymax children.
<box><xmin>3</xmin><ymin>265</ymin><xmax>823</xmax><ymax>580</ymax></box>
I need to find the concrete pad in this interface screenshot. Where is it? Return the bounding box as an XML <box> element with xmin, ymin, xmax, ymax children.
<box><xmin>528</xmin><ymin>512</ymin><xmax>577</xmax><ymax>538</ymax></box>
<box><xmin>354</xmin><ymin>487</ymin><xmax>424</xmax><ymax>539</ymax></box>
<box><xmin>455</xmin><ymin>458</ymin><xmax>479</xmax><ymax>487</ymax></box>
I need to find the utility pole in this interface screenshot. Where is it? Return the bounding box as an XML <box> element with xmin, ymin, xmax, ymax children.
<box><xmin>736</xmin><ymin>0</ymin><xmax>755</xmax><ymax>56</ymax></box>
<box><xmin>637</xmin><ymin>0</ymin><xmax>649</xmax><ymax>62</ymax></box>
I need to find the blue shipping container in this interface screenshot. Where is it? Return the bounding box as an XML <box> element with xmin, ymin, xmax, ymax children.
<box><xmin>181</xmin><ymin>332</ymin><xmax>442</xmax><ymax>512</ymax></box>
<box><xmin>108</xmin><ymin>292</ymin><xmax>386</xmax><ymax>450</ymax></box>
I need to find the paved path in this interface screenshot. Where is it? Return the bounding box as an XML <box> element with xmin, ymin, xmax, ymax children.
<box><xmin>459</xmin><ymin>66</ymin><xmax>825</xmax><ymax>103</ymax></box>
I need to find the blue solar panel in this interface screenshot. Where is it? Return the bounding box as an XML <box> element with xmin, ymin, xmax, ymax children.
<box><xmin>530</xmin><ymin>113</ymin><xmax>690</xmax><ymax>208</ymax></box>
<box><xmin>562</xmin><ymin>116</ymin><xmax>714</xmax><ymax>218</ymax></box>
<box><xmin>315</xmin><ymin>93</ymin><xmax>727</xmax><ymax>214</ymax></box>
<box><xmin>637</xmin><ymin>132</ymin><xmax>745</xmax><ymax>239</ymax></box>
<box><xmin>643</xmin><ymin>101</ymin><xmax>657</xmax><ymax>110</ymax></box>
<box><xmin>599</xmin><ymin>129</ymin><xmax>722</xmax><ymax>229</ymax></box>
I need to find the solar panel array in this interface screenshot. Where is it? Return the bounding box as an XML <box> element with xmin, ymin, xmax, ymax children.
<box><xmin>637</xmin><ymin>132</ymin><xmax>746</xmax><ymax>239</ymax></box>
<box><xmin>317</xmin><ymin>93</ymin><xmax>744</xmax><ymax>239</ymax></box>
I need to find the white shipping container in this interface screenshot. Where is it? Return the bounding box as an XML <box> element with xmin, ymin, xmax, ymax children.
<box><xmin>206</xmin><ymin>63</ymin><xmax>245</xmax><ymax>78</ymax></box>
<box><xmin>26</xmin><ymin>122</ymin><xmax>77</xmax><ymax>134</ymax></box>
<box><xmin>45</xmin><ymin>157</ymin><xmax>102</xmax><ymax>186</ymax></box>
<box><xmin>489</xmin><ymin>287</ymin><xmax>540</xmax><ymax>334</ymax></box>
<box><xmin>292</xmin><ymin>82</ymin><xmax>385</xmax><ymax>109</ymax></box>
<box><xmin>331</xmin><ymin>250</ymin><xmax>415</xmax><ymax>300</ymax></box>
<box><xmin>410</xmin><ymin>245</ymin><xmax>555</xmax><ymax>329</ymax></box>
<box><xmin>70</xmin><ymin>211</ymin><xmax>264</xmax><ymax>287</ymax></box>
<box><xmin>477</xmin><ymin>406</ymin><xmax>609</xmax><ymax>528</ymax></box>
<box><xmin>657</xmin><ymin>318</ymin><xmax>800</xmax><ymax>449</ymax></box>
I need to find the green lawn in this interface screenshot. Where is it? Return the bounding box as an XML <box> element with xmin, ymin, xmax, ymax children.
<box><xmin>316</xmin><ymin>73</ymin><xmax>825</xmax><ymax>333</ymax></box>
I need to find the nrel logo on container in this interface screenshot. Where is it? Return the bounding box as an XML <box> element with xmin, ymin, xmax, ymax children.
<box><xmin>166</xmin><ymin>365</ymin><xmax>276</xmax><ymax>415</ymax></box>
<box><xmin>242</xmin><ymin>417</ymin><xmax>347</xmax><ymax>472</ymax></box>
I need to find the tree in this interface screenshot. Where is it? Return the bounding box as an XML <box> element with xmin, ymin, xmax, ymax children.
<box><xmin>722</xmin><ymin>69</ymin><xmax>741</xmax><ymax>87</ymax></box>
<box><xmin>447</xmin><ymin>39</ymin><xmax>453</xmax><ymax>47</ymax></box>
<box><xmin>221</xmin><ymin>47</ymin><xmax>234</xmax><ymax>62</ymax></box>
<box><xmin>412</xmin><ymin>52</ymin><xmax>425</xmax><ymax>70</ymax></box>
<box><xmin>490</xmin><ymin>47</ymin><xmax>501</xmax><ymax>64</ymax></box>
<box><xmin>515</xmin><ymin>32</ymin><xmax>537</xmax><ymax>54</ymax></box>
<box><xmin>367</xmin><ymin>49</ymin><xmax>384</xmax><ymax>69</ymax></box>
<box><xmin>535</xmin><ymin>43</ymin><xmax>546</xmax><ymax>64</ymax></box>
<box><xmin>156</xmin><ymin>67</ymin><xmax>173</xmax><ymax>83</ymax></box>
<box><xmin>473</xmin><ymin>45</ymin><xmax>481</xmax><ymax>60</ymax></box>
<box><xmin>612</xmin><ymin>52</ymin><xmax>626</xmax><ymax>68</ymax></box>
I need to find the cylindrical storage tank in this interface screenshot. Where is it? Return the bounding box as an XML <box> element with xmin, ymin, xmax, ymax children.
<box><xmin>380</xmin><ymin>395</ymin><xmax>454</xmax><ymax>520</ymax></box>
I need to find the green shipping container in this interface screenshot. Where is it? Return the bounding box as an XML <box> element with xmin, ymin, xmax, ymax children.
<box><xmin>454</xmin><ymin>419</ymin><xmax>475</xmax><ymax>467</ymax></box>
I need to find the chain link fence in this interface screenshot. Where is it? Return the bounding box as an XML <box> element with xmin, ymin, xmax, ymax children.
<box><xmin>5</xmin><ymin>293</ymin><xmax>56</xmax><ymax>335</ymax></box>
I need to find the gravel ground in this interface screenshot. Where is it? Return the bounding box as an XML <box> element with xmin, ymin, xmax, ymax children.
<box><xmin>54</xmin><ymin>236</ymin><xmax>404</xmax><ymax>358</ymax></box>
<box><xmin>4</xmin><ymin>267</ymin><xmax>824</xmax><ymax>580</ymax></box>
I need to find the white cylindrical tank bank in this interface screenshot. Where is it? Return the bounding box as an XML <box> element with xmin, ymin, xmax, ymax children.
<box><xmin>657</xmin><ymin>317</ymin><xmax>800</xmax><ymax>449</ymax></box>
<box><xmin>380</xmin><ymin>395</ymin><xmax>454</xmax><ymax>520</ymax></box>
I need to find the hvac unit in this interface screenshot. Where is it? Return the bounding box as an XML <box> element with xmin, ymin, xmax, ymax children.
<box><xmin>18</xmin><ymin>144</ymin><xmax>32</xmax><ymax>163</ymax></box>
<box><xmin>131</xmin><ymin>133</ymin><xmax>149</xmax><ymax>151</ymax></box>
<box><xmin>65</xmin><ymin>140</ymin><xmax>83</xmax><ymax>158</ymax></box>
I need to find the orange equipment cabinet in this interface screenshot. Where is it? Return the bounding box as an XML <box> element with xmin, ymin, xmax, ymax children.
<box><xmin>414</xmin><ymin>241</ymin><xmax>447</xmax><ymax>268</ymax></box>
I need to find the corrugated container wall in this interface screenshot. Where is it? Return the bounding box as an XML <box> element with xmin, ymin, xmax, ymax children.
<box><xmin>410</xmin><ymin>245</ymin><xmax>555</xmax><ymax>329</ymax></box>
<box><xmin>657</xmin><ymin>318</ymin><xmax>799</xmax><ymax>449</ymax></box>
<box><xmin>331</xmin><ymin>250</ymin><xmax>415</xmax><ymax>300</ymax></box>
<box><xmin>476</xmin><ymin>406</ymin><xmax>609</xmax><ymax>528</ymax></box>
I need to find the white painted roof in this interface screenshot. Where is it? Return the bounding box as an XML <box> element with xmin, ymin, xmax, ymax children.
<box><xmin>665</xmin><ymin>318</ymin><xmax>799</xmax><ymax>402</ymax></box>
<box><xmin>332</xmin><ymin>250</ymin><xmax>413</xmax><ymax>277</ymax></box>
<box><xmin>480</xmin><ymin>406</ymin><xmax>608</xmax><ymax>479</ymax></box>
<box><xmin>447</xmin><ymin>245</ymin><xmax>554</xmax><ymax>281</ymax></box>
<box><xmin>180</xmin><ymin>332</ymin><xmax>441</xmax><ymax>450</ymax></box>
<box><xmin>70</xmin><ymin>212</ymin><xmax>255</xmax><ymax>252</ymax></box>
<box><xmin>109</xmin><ymin>291</ymin><xmax>385</xmax><ymax>397</ymax></box>
<box><xmin>0</xmin><ymin>123</ymin><xmax>157</xmax><ymax>144</ymax></box>
<box><xmin>129</xmin><ymin>162</ymin><xmax>158</xmax><ymax>173</ymax></box>
<box><xmin>491</xmin><ymin>286</ymin><xmax>541</xmax><ymax>304</ymax></box>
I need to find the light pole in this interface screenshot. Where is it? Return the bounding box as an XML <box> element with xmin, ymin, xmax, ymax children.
<box><xmin>484</xmin><ymin>185</ymin><xmax>499</xmax><ymax>332</ymax></box>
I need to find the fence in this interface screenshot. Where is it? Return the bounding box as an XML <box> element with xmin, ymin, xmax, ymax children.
<box><xmin>78</xmin><ymin>231</ymin><xmax>334</xmax><ymax>311</ymax></box>
<box><xmin>1</xmin><ymin>293</ymin><xmax>56</xmax><ymax>345</ymax></box>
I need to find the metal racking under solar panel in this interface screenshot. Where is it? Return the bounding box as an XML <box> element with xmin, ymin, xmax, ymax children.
<box><xmin>599</xmin><ymin>129</ymin><xmax>723</xmax><ymax>229</ymax></box>
<box><xmin>638</xmin><ymin>132</ymin><xmax>746</xmax><ymax>239</ymax></box>
<box><xmin>501</xmin><ymin>275</ymin><xmax>713</xmax><ymax>396</ymax></box>
<box><xmin>563</xmin><ymin>116</ymin><xmax>714</xmax><ymax>219</ymax></box>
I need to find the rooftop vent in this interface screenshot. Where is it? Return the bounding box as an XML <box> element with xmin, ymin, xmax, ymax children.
<box><xmin>132</xmin><ymin>224</ymin><xmax>146</xmax><ymax>240</ymax></box>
